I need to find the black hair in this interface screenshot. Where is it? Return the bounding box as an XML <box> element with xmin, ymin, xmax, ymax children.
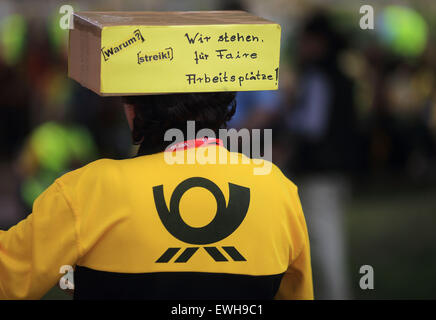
<box><xmin>122</xmin><ymin>92</ymin><xmax>237</xmax><ymax>155</ymax></box>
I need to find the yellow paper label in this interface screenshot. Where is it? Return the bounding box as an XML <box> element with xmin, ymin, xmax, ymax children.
<box><xmin>100</xmin><ymin>24</ymin><xmax>281</xmax><ymax>94</ymax></box>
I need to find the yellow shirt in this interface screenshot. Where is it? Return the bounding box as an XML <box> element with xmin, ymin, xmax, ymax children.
<box><xmin>0</xmin><ymin>145</ymin><xmax>313</xmax><ymax>299</ymax></box>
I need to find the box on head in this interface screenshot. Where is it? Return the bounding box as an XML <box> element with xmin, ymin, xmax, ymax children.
<box><xmin>68</xmin><ymin>11</ymin><xmax>281</xmax><ymax>96</ymax></box>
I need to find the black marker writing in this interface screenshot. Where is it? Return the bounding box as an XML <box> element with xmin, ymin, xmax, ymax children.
<box><xmin>194</xmin><ymin>51</ymin><xmax>209</xmax><ymax>64</ymax></box>
<box><xmin>101</xmin><ymin>29</ymin><xmax>144</xmax><ymax>62</ymax></box>
<box><xmin>137</xmin><ymin>47</ymin><xmax>174</xmax><ymax>64</ymax></box>
<box><xmin>185</xmin><ymin>70</ymin><xmax>276</xmax><ymax>87</ymax></box>
<box><xmin>215</xmin><ymin>49</ymin><xmax>257</xmax><ymax>60</ymax></box>
<box><xmin>217</xmin><ymin>32</ymin><xmax>260</xmax><ymax>42</ymax></box>
<box><xmin>185</xmin><ymin>32</ymin><xmax>211</xmax><ymax>44</ymax></box>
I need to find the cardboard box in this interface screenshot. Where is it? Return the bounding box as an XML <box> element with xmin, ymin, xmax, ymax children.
<box><xmin>68</xmin><ymin>11</ymin><xmax>281</xmax><ymax>96</ymax></box>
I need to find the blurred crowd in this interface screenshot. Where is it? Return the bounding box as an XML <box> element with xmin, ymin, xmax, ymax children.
<box><xmin>1</xmin><ymin>0</ymin><xmax>436</xmax><ymax>299</ymax></box>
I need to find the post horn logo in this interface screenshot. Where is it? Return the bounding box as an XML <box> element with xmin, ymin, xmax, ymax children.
<box><xmin>153</xmin><ymin>177</ymin><xmax>250</xmax><ymax>263</ymax></box>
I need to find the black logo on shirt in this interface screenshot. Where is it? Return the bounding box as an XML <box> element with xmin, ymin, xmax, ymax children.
<box><xmin>153</xmin><ymin>177</ymin><xmax>250</xmax><ymax>263</ymax></box>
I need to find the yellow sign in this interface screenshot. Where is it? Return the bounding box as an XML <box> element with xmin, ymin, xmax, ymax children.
<box><xmin>100</xmin><ymin>24</ymin><xmax>281</xmax><ymax>94</ymax></box>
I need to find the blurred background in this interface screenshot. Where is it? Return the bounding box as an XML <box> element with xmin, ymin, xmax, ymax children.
<box><xmin>0</xmin><ymin>0</ymin><xmax>436</xmax><ymax>299</ymax></box>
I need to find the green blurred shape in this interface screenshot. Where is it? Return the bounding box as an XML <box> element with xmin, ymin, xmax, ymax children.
<box><xmin>0</xmin><ymin>14</ymin><xmax>27</xmax><ymax>65</ymax></box>
<box><xmin>379</xmin><ymin>6</ymin><xmax>428</xmax><ymax>58</ymax></box>
<box><xmin>31</xmin><ymin>122</ymin><xmax>71</xmax><ymax>173</ymax></box>
<box><xmin>30</xmin><ymin>122</ymin><xmax>97</xmax><ymax>172</ymax></box>
<box><xmin>22</xmin><ymin>122</ymin><xmax>97</xmax><ymax>207</ymax></box>
<box><xmin>49</xmin><ymin>3</ymin><xmax>81</xmax><ymax>53</ymax></box>
<box><xmin>47</xmin><ymin>12</ymin><xmax>68</xmax><ymax>53</ymax></box>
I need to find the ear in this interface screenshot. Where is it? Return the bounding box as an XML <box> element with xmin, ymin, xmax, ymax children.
<box><xmin>123</xmin><ymin>104</ymin><xmax>136</xmax><ymax>131</ymax></box>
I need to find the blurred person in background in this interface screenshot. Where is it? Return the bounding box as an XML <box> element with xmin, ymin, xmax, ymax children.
<box><xmin>0</xmin><ymin>13</ymin><xmax>32</xmax><ymax>228</ymax></box>
<box><xmin>12</xmin><ymin>18</ymin><xmax>99</xmax><ymax>215</ymax></box>
<box><xmin>364</xmin><ymin>46</ymin><xmax>436</xmax><ymax>180</ymax></box>
<box><xmin>284</xmin><ymin>11</ymin><xmax>361</xmax><ymax>299</ymax></box>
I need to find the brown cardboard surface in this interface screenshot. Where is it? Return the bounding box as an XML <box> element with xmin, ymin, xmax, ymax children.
<box><xmin>73</xmin><ymin>11</ymin><xmax>275</xmax><ymax>28</ymax></box>
<box><xmin>68</xmin><ymin>15</ymin><xmax>102</xmax><ymax>95</ymax></box>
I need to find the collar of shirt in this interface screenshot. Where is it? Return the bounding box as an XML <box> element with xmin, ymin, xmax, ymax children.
<box><xmin>136</xmin><ymin>137</ymin><xmax>223</xmax><ymax>157</ymax></box>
